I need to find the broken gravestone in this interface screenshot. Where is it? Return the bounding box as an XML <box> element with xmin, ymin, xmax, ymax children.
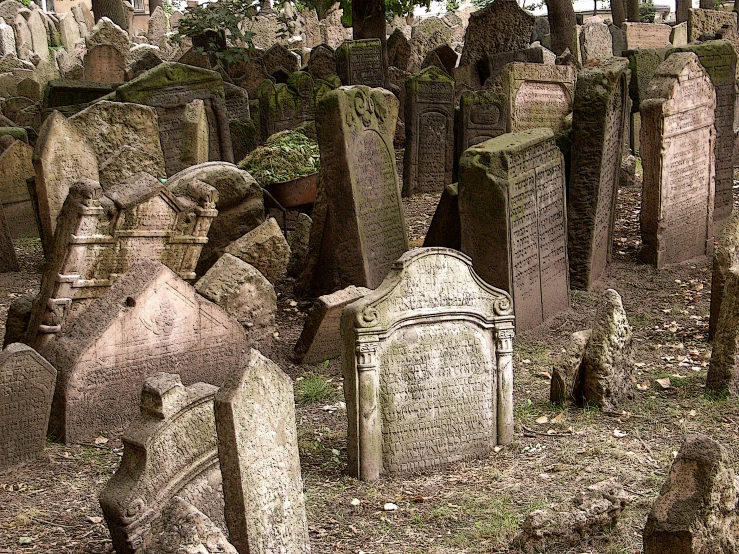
<box><xmin>223</xmin><ymin>217</ymin><xmax>290</xmax><ymax>284</ymax></box>
<box><xmin>709</xmin><ymin>213</ymin><xmax>739</xmax><ymax>340</ymax></box>
<box><xmin>707</xmin><ymin>265</ymin><xmax>739</xmax><ymax>395</ymax></box>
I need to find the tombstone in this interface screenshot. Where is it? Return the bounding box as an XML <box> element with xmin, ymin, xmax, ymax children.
<box><xmin>502</xmin><ymin>63</ymin><xmax>575</xmax><ymax>133</ymax></box>
<box><xmin>423</xmin><ymin>183</ymin><xmax>461</xmax><ymax>250</ymax></box>
<box><xmin>335</xmin><ymin>39</ymin><xmax>384</xmax><ymax>88</ymax></box>
<box><xmin>483</xmin><ymin>47</ymin><xmax>549</xmax><ymax>86</ymax></box>
<box><xmin>26</xmin><ymin>9</ymin><xmax>48</xmax><ymax>62</ymax></box>
<box><xmin>233</xmin><ymin>58</ymin><xmax>271</xmax><ymax>100</ymax></box>
<box><xmin>341</xmin><ymin>248</ymin><xmax>515</xmax><ymax>481</ymax></box>
<box><xmin>261</xmin><ymin>43</ymin><xmax>300</xmax><ymax>77</ymax></box>
<box><xmin>456</xmin><ymin>90</ymin><xmax>508</xmax><ymax>168</ymax></box>
<box><xmin>387</xmin><ymin>28</ymin><xmax>410</xmax><ymax>71</ymax></box>
<box><xmin>709</xmin><ymin>263</ymin><xmax>739</xmax><ymax>394</ymax></box>
<box><xmin>12</xmin><ymin>12</ymin><xmax>32</xmax><ymax>60</ymax></box>
<box><xmin>223</xmin><ymin>217</ymin><xmax>290</xmax><ymax>283</ymax></box>
<box><xmin>579</xmin><ymin>20</ymin><xmax>612</xmax><ymax>61</ymax></box>
<box><xmin>0</xmin><ymin>20</ymin><xmax>15</xmax><ymax>56</ymax></box>
<box><xmin>258</xmin><ymin>71</ymin><xmax>315</xmax><ymax>140</ymax></box>
<box><xmin>709</xmin><ymin>213</ymin><xmax>739</xmax><ymax>340</ymax></box>
<box><xmin>99</xmin><ymin>373</ymin><xmax>225</xmax><ymax>554</ymax></box>
<box><xmin>639</xmin><ymin>53</ymin><xmax>715</xmax><ymax>268</ymax></box>
<box><xmin>305</xmin><ymin>43</ymin><xmax>336</xmax><ymax>82</ymax></box>
<box><xmin>459</xmin><ymin>0</ymin><xmax>535</xmax><ymax>89</ymax></box>
<box><xmin>408</xmin><ymin>17</ymin><xmax>452</xmax><ymax>73</ymax></box>
<box><xmin>215</xmin><ymin>349</ymin><xmax>310</xmax><ymax>554</ymax></box>
<box><xmin>147</xmin><ymin>5</ymin><xmax>168</xmax><ymax>43</ymax></box>
<box><xmin>98</xmin><ymin>145</ymin><xmax>166</xmax><ymax>190</ymax></box>
<box><xmin>113</xmin><ymin>62</ymin><xmax>234</xmax><ymax>177</ymax></box>
<box><xmin>671</xmin><ymin>21</ymin><xmax>688</xmax><ymax>46</ymax></box>
<box><xmin>0</xmin><ymin>138</ymin><xmax>37</xmax><ymax>237</ymax></box>
<box><xmin>687</xmin><ymin>8</ymin><xmax>737</xmax><ymax>42</ymax></box>
<box><xmin>0</xmin><ymin>343</ymin><xmax>56</xmax><ymax>470</ymax></box>
<box><xmin>622</xmin><ymin>22</ymin><xmax>672</xmax><ymax>49</ymax></box>
<box><xmin>83</xmin><ymin>43</ymin><xmax>126</xmax><ymax>83</ymax></box>
<box><xmin>293</xmin><ymin>285</ymin><xmax>369</xmax><ymax>363</ymax></box>
<box><xmin>669</xmin><ymin>41</ymin><xmax>736</xmax><ymax>225</ymax></box>
<box><xmin>91</xmin><ymin>0</ymin><xmax>132</xmax><ymax>32</ymax></box>
<box><xmin>421</xmin><ymin>44</ymin><xmax>458</xmax><ymax>76</ymax></box>
<box><xmin>87</xmin><ymin>16</ymin><xmax>131</xmax><ymax>55</ymax></box>
<box><xmin>625</xmin><ymin>48</ymin><xmax>669</xmax><ymax>113</ymax></box>
<box><xmin>181</xmin><ymin>98</ymin><xmax>209</xmax><ymax>168</ymax></box>
<box><xmin>402</xmin><ymin>66</ymin><xmax>454</xmax><ymax>196</ymax></box>
<box><xmin>316</xmin><ymin>85</ymin><xmax>408</xmax><ymax>289</ymax></box>
<box><xmin>459</xmin><ymin>128</ymin><xmax>569</xmax><ymax>331</ymax></box>
<box><xmin>568</xmin><ymin>58</ymin><xmax>630</xmax><ymax>290</ymax></box>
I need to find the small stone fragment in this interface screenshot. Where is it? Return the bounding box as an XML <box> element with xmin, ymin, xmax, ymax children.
<box><xmin>224</xmin><ymin>217</ymin><xmax>290</xmax><ymax>283</ymax></box>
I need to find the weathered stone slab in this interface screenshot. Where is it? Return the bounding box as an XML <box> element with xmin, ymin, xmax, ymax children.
<box><xmin>223</xmin><ymin>217</ymin><xmax>290</xmax><ymax>283</ymax></box>
<box><xmin>83</xmin><ymin>43</ymin><xmax>126</xmax><ymax>83</ymax></box>
<box><xmin>671</xmin><ymin>21</ymin><xmax>688</xmax><ymax>46</ymax></box>
<box><xmin>484</xmin><ymin>47</ymin><xmax>548</xmax><ymax>86</ymax></box>
<box><xmin>549</xmin><ymin>329</ymin><xmax>590</xmax><ymax>404</ymax></box>
<box><xmin>335</xmin><ymin>39</ymin><xmax>384</xmax><ymax>87</ymax></box>
<box><xmin>622</xmin><ymin>22</ymin><xmax>672</xmax><ymax>49</ymax></box>
<box><xmin>708</xmin><ymin>265</ymin><xmax>739</xmax><ymax>395</ymax></box>
<box><xmin>0</xmin><ymin>201</ymin><xmax>17</xmax><ymax>272</ymax></box>
<box><xmin>316</xmin><ymin>85</ymin><xmax>408</xmax><ymax>289</ymax></box>
<box><xmin>59</xmin><ymin>12</ymin><xmax>81</xmax><ymax>53</ymax></box>
<box><xmin>687</xmin><ymin>8</ymin><xmax>737</xmax><ymax>42</ymax></box>
<box><xmin>709</xmin><ymin>213</ymin><xmax>739</xmax><ymax>340</ymax></box>
<box><xmin>639</xmin><ymin>52</ymin><xmax>715</xmax><ymax>268</ymax></box>
<box><xmin>568</xmin><ymin>58</ymin><xmax>630</xmax><ymax>290</ymax></box>
<box><xmin>294</xmin><ymin>285</ymin><xmax>369</xmax><ymax>364</ymax></box>
<box><xmin>215</xmin><ymin>349</ymin><xmax>310</xmax><ymax>554</ymax></box>
<box><xmin>341</xmin><ymin>248</ymin><xmax>515</xmax><ymax>481</ymax></box>
<box><xmin>456</xmin><ymin>90</ymin><xmax>508</xmax><ymax>167</ymax></box>
<box><xmin>402</xmin><ymin>66</ymin><xmax>454</xmax><ymax>196</ymax></box>
<box><xmin>287</xmin><ymin>212</ymin><xmax>311</xmax><ymax>277</ymax></box>
<box><xmin>388</xmin><ymin>28</ymin><xmax>410</xmax><ymax>72</ymax></box>
<box><xmin>625</xmin><ymin>48</ymin><xmax>668</xmax><ymax>112</ymax></box>
<box><xmin>26</xmin><ymin>9</ymin><xmax>48</xmax><ymax>62</ymax></box>
<box><xmin>99</xmin><ymin>373</ymin><xmax>226</xmax><ymax>554</ymax></box>
<box><xmin>408</xmin><ymin>17</ymin><xmax>452</xmax><ymax>73</ymax></box>
<box><xmin>423</xmin><ymin>183</ymin><xmax>461</xmax><ymax>250</ymax></box>
<box><xmin>580</xmin><ymin>20</ymin><xmax>612</xmax><ymax>61</ymax></box>
<box><xmin>258</xmin><ymin>71</ymin><xmax>316</xmax><ymax>140</ymax></box>
<box><xmin>459</xmin><ymin>129</ymin><xmax>569</xmax><ymax>331</ymax></box>
<box><xmin>86</xmin><ymin>16</ymin><xmax>130</xmax><ymax>55</ymax></box>
<box><xmin>0</xmin><ymin>343</ymin><xmax>56</xmax><ymax>470</ymax></box>
<box><xmin>0</xmin><ymin>138</ymin><xmax>37</xmax><ymax>238</ymax></box>
<box><xmin>181</xmin><ymin>98</ymin><xmax>210</xmax><ymax>168</ymax></box>
<box><xmin>502</xmin><ymin>63</ymin><xmax>575</xmax><ymax>133</ymax></box>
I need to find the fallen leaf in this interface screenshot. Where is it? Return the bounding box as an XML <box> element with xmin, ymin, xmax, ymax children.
<box><xmin>656</xmin><ymin>377</ymin><xmax>671</xmax><ymax>389</ymax></box>
<box><xmin>692</xmin><ymin>283</ymin><xmax>703</xmax><ymax>291</ymax></box>
<box><xmin>637</xmin><ymin>381</ymin><xmax>650</xmax><ymax>391</ymax></box>
<box><xmin>522</xmin><ymin>359</ymin><xmax>531</xmax><ymax>364</ymax></box>
<box><xmin>613</xmin><ymin>429</ymin><xmax>627</xmax><ymax>438</ymax></box>
<box><xmin>551</xmin><ymin>413</ymin><xmax>564</xmax><ymax>424</ymax></box>
<box><xmin>535</xmin><ymin>416</ymin><xmax>549</xmax><ymax>424</ymax></box>
<box><xmin>688</xmin><ymin>409</ymin><xmax>697</xmax><ymax>417</ymax></box>
<box><xmin>383</xmin><ymin>503</ymin><xmax>398</xmax><ymax>511</ymax></box>
<box><xmin>493</xmin><ymin>446</ymin><xmax>503</xmax><ymax>453</ymax></box>
<box><xmin>536</xmin><ymin>372</ymin><xmax>551</xmax><ymax>379</ymax></box>
<box><xmin>546</xmin><ymin>429</ymin><xmax>557</xmax><ymax>435</ymax></box>
<box><xmin>85</xmin><ymin>516</ymin><xmax>102</xmax><ymax>524</ymax></box>
<box><xmin>18</xmin><ymin>537</ymin><xmax>32</xmax><ymax>545</ymax></box>
<box><xmin>350</xmin><ymin>498</ymin><xmax>361</xmax><ymax>506</ymax></box>
<box><xmin>94</xmin><ymin>436</ymin><xmax>108</xmax><ymax>445</ymax></box>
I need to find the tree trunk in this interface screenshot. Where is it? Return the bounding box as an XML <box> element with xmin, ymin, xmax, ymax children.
<box><xmin>149</xmin><ymin>0</ymin><xmax>162</xmax><ymax>14</ymax></box>
<box><xmin>352</xmin><ymin>0</ymin><xmax>388</xmax><ymax>83</ymax></box>
<box><xmin>611</xmin><ymin>0</ymin><xmax>626</xmax><ymax>27</ymax></box>
<box><xmin>545</xmin><ymin>0</ymin><xmax>576</xmax><ymax>56</ymax></box>
<box><xmin>627</xmin><ymin>0</ymin><xmax>640</xmax><ymax>22</ymax></box>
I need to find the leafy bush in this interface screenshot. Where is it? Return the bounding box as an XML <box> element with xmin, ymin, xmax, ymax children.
<box><xmin>238</xmin><ymin>130</ymin><xmax>320</xmax><ymax>185</ymax></box>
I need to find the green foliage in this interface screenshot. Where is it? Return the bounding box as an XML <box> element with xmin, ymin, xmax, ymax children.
<box><xmin>295</xmin><ymin>374</ymin><xmax>338</xmax><ymax>405</ymax></box>
<box><xmin>640</xmin><ymin>0</ymin><xmax>655</xmax><ymax>21</ymax></box>
<box><xmin>238</xmin><ymin>130</ymin><xmax>320</xmax><ymax>185</ymax></box>
<box><xmin>446</xmin><ymin>0</ymin><xmax>460</xmax><ymax>12</ymax></box>
<box><xmin>15</xmin><ymin>0</ymin><xmax>31</xmax><ymax>7</ymax></box>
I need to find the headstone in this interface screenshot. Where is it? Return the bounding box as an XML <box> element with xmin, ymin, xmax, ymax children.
<box><xmin>483</xmin><ymin>47</ymin><xmax>549</xmax><ymax>86</ymax></box>
<box><xmin>260</xmin><ymin>43</ymin><xmax>300</xmax><ymax>77</ymax></box>
<box><xmin>91</xmin><ymin>0</ymin><xmax>132</xmax><ymax>32</ymax></box>
<box><xmin>642</xmin><ymin>435</ymin><xmax>739</xmax><ymax>554</ymax></box>
<box><xmin>26</xmin><ymin>9</ymin><xmax>48</xmax><ymax>62</ymax></box>
<box><xmin>98</xmin><ymin>145</ymin><xmax>165</xmax><ymax>190</ymax></box>
<box><xmin>147</xmin><ymin>6</ymin><xmax>168</xmax><ymax>43</ymax></box>
<box><xmin>639</xmin><ymin>52</ymin><xmax>715</xmax><ymax>268</ymax></box>
<box><xmin>549</xmin><ymin>329</ymin><xmax>590</xmax><ymax>404</ymax></box>
<box><xmin>258</xmin><ymin>71</ymin><xmax>315</xmax><ymax>140</ymax></box>
<box><xmin>708</xmin><ymin>265</ymin><xmax>739</xmax><ymax>395</ymax></box>
<box><xmin>306</xmin><ymin>43</ymin><xmax>336</xmax><ymax>82</ymax></box>
<box><xmin>387</xmin><ymin>28</ymin><xmax>410</xmax><ymax>71</ymax></box>
<box><xmin>341</xmin><ymin>247</ymin><xmax>515</xmax><ymax>481</ymax></box>
<box><xmin>402</xmin><ymin>66</ymin><xmax>454</xmax><ymax>196</ymax></box>
<box><xmin>0</xmin><ymin>343</ymin><xmax>56</xmax><ymax>470</ymax></box>
<box><xmin>579</xmin><ymin>20</ymin><xmax>612</xmax><ymax>61</ymax></box>
<box><xmin>408</xmin><ymin>17</ymin><xmax>452</xmax><ymax>73</ymax></box>
<box><xmin>456</xmin><ymin>90</ymin><xmax>508</xmax><ymax>168</ymax></box>
<box><xmin>671</xmin><ymin>21</ymin><xmax>688</xmax><ymax>46</ymax></box>
<box><xmin>709</xmin><ymin>213</ymin><xmax>739</xmax><ymax>340</ymax></box>
<box><xmin>223</xmin><ymin>217</ymin><xmax>290</xmax><ymax>283</ymax></box>
<box><xmin>13</xmin><ymin>13</ymin><xmax>33</xmax><ymax>60</ymax></box>
<box><xmin>609</xmin><ymin>23</ymin><xmax>626</xmax><ymax>57</ymax></box>
<box><xmin>421</xmin><ymin>43</ymin><xmax>458</xmax><ymax>76</ymax></box>
<box><xmin>458</xmin><ymin>128</ymin><xmax>569</xmax><ymax>331</ymax></box>
<box><xmin>687</xmin><ymin>8</ymin><xmax>737</xmax><ymax>42</ymax></box>
<box><xmin>0</xmin><ymin>138</ymin><xmax>37</xmax><ymax>237</ymax></box>
<box><xmin>423</xmin><ymin>183</ymin><xmax>461</xmax><ymax>250</ymax></box>
<box><xmin>99</xmin><ymin>373</ymin><xmax>226</xmax><ymax>554</ymax></box>
<box><xmin>168</xmin><ymin>10</ymin><xmax>183</xmax><ymax>33</ymax></box>
<box><xmin>315</xmin><ymin>85</ymin><xmax>408</xmax><ymax>289</ymax></box>
<box><xmin>502</xmin><ymin>63</ymin><xmax>575</xmax><ymax>133</ymax></box>
<box><xmin>335</xmin><ymin>39</ymin><xmax>384</xmax><ymax>87</ymax></box>
<box><xmin>181</xmin><ymin>98</ymin><xmax>210</xmax><ymax>168</ymax></box>
<box><xmin>83</xmin><ymin>43</ymin><xmax>126</xmax><ymax>82</ymax></box>
<box><xmin>215</xmin><ymin>349</ymin><xmax>311</xmax><ymax>554</ymax></box>
<box><xmin>293</xmin><ymin>285</ymin><xmax>369</xmax><ymax>363</ymax></box>
<box><xmin>195</xmin><ymin>253</ymin><xmax>276</xmax><ymax>354</ymax></box>
<box><xmin>287</xmin><ymin>212</ymin><xmax>311</xmax><ymax>277</ymax></box>
<box><xmin>622</xmin><ymin>22</ymin><xmax>672</xmax><ymax>49</ymax></box>
<box><xmin>568</xmin><ymin>58</ymin><xmax>630</xmax><ymax>290</ymax></box>
<box><xmin>233</xmin><ymin>58</ymin><xmax>271</xmax><ymax>100</ymax></box>
<box><xmin>625</xmin><ymin>48</ymin><xmax>668</xmax><ymax>112</ymax></box>
<box><xmin>0</xmin><ymin>21</ymin><xmax>15</xmax><ymax>57</ymax></box>
<box><xmin>87</xmin><ymin>16</ymin><xmax>131</xmax><ymax>55</ymax></box>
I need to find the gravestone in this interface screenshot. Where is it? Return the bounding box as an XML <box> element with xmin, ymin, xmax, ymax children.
<box><xmin>59</xmin><ymin>12</ymin><xmax>81</xmax><ymax>53</ymax></box>
<box><xmin>0</xmin><ymin>138</ymin><xmax>37</xmax><ymax>238</ymax></box>
<box><xmin>307</xmin><ymin>43</ymin><xmax>337</xmax><ymax>81</ymax></box>
<box><xmin>402</xmin><ymin>66</ymin><xmax>454</xmax><ymax>196</ymax></box>
<box><xmin>181</xmin><ymin>98</ymin><xmax>209</xmax><ymax>168</ymax></box>
<box><xmin>421</xmin><ymin>44</ymin><xmax>458</xmax><ymax>76</ymax></box>
<box><xmin>459</xmin><ymin>129</ymin><xmax>569</xmax><ymax>331</ymax></box>
<box><xmin>423</xmin><ymin>183</ymin><xmax>461</xmax><ymax>250</ymax></box>
<box><xmin>708</xmin><ymin>265</ymin><xmax>739</xmax><ymax>395</ymax></box>
<box><xmin>341</xmin><ymin>248</ymin><xmax>515</xmax><ymax>481</ymax></box>
<box><xmin>639</xmin><ymin>52</ymin><xmax>715</xmax><ymax>268</ymax></box>
<box><xmin>26</xmin><ymin>9</ymin><xmax>48</xmax><ymax>62</ymax></box>
<box><xmin>456</xmin><ymin>90</ymin><xmax>508</xmax><ymax>171</ymax></box>
<box><xmin>408</xmin><ymin>17</ymin><xmax>452</xmax><ymax>73</ymax></box>
<box><xmin>293</xmin><ymin>285</ymin><xmax>369</xmax><ymax>363</ymax></box>
<box><xmin>87</xmin><ymin>15</ymin><xmax>131</xmax><ymax>54</ymax></box>
<box><xmin>625</xmin><ymin>48</ymin><xmax>669</xmax><ymax>112</ymax></box>
<box><xmin>387</xmin><ymin>28</ymin><xmax>410</xmax><ymax>71</ymax></box>
<box><xmin>502</xmin><ymin>63</ymin><xmax>575</xmax><ymax>133</ymax></box>
<box><xmin>0</xmin><ymin>343</ymin><xmax>56</xmax><ymax>470</ymax></box>
<box><xmin>83</xmin><ymin>43</ymin><xmax>126</xmax><ymax>83</ymax></box>
<box><xmin>335</xmin><ymin>39</ymin><xmax>384</xmax><ymax>87</ymax></box>
<box><xmin>484</xmin><ymin>47</ymin><xmax>552</xmax><ymax>86</ymax></box>
<box><xmin>687</xmin><ymin>8</ymin><xmax>737</xmax><ymax>42</ymax></box>
<box><xmin>215</xmin><ymin>349</ymin><xmax>311</xmax><ymax>554</ymax></box>
<box><xmin>622</xmin><ymin>22</ymin><xmax>672</xmax><ymax>49</ymax></box>
<box><xmin>579</xmin><ymin>20</ymin><xmax>612</xmax><ymax>61</ymax></box>
<box><xmin>258</xmin><ymin>71</ymin><xmax>316</xmax><ymax>140</ymax></box>
<box><xmin>316</xmin><ymin>85</ymin><xmax>408</xmax><ymax>289</ymax></box>
<box><xmin>147</xmin><ymin>6</ymin><xmax>168</xmax><ymax>43</ymax></box>
<box><xmin>568</xmin><ymin>58</ymin><xmax>630</xmax><ymax>290</ymax></box>
<box><xmin>113</xmin><ymin>62</ymin><xmax>234</xmax><ymax>177</ymax></box>
<box><xmin>261</xmin><ymin>43</ymin><xmax>300</xmax><ymax>77</ymax></box>
<box><xmin>223</xmin><ymin>217</ymin><xmax>290</xmax><ymax>284</ymax></box>
<box><xmin>709</xmin><ymin>213</ymin><xmax>739</xmax><ymax>340</ymax></box>
<box><xmin>0</xmin><ymin>200</ymin><xmax>17</xmax><ymax>272</ymax></box>
<box><xmin>99</xmin><ymin>373</ymin><xmax>225</xmax><ymax>554</ymax></box>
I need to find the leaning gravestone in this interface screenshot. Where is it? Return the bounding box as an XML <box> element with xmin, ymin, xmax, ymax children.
<box><xmin>403</xmin><ymin>66</ymin><xmax>454</xmax><ymax>196</ymax></box>
<box><xmin>335</xmin><ymin>39</ymin><xmax>384</xmax><ymax>88</ymax></box>
<box><xmin>622</xmin><ymin>22</ymin><xmax>672</xmax><ymax>49</ymax></box>
<box><xmin>502</xmin><ymin>63</ymin><xmax>575</xmax><ymax>133</ymax></box>
<box><xmin>258</xmin><ymin>71</ymin><xmax>316</xmax><ymax>140</ymax></box>
<box><xmin>316</xmin><ymin>85</ymin><xmax>408</xmax><ymax>289</ymax></box>
<box><xmin>639</xmin><ymin>52</ymin><xmax>715</xmax><ymax>268</ymax></box>
<box><xmin>83</xmin><ymin>43</ymin><xmax>126</xmax><ymax>83</ymax></box>
<box><xmin>341</xmin><ymin>248</ymin><xmax>515</xmax><ymax>482</ymax></box>
<box><xmin>215</xmin><ymin>349</ymin><xmax>311</xmax><ymax>554</ymax></box>
<box><xmin>459</xmin><ymin>128</ymin><xmax>569</xmax><ymax>331</ymax></box>
<box><xmin>100</xmin><ymin>373</ymin><xmax>225</xmax><ymax>554</ymax></box>
<box><xmin>423</xmin><ymin>183</ymin><xmax>461</xmax><ymax>250</ymax></box>
<box><xmin>0</xmin><ymin>138</ymin><xmax>36</xmax><ymax>238</ymax></box>
<box><xmin>568</xmin><ymin>58</ymin><xmax>630</xmax><ymax>290</ymax></box>
<box><xmin>0</xmin><ymin>343</ymin><xmax>56</xmax><ymax>470</ymax></box>
<box><xmin>456</xmin><ymin>90</ymin><xmax>508</xmax><ymax>172</ymax></box>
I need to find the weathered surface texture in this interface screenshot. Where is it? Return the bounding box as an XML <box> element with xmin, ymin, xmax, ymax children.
<box><xmin>223</xmin><ymin>217</ymin><xmax>290</xmax><ymax>284</ymax></box>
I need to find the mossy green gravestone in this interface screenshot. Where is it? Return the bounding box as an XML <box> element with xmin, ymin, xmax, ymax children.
<box><xmin>458</xmin><ymin>128</ymin><xmax>569</xmax><ymax>331</ymax></box>
<box><xmin>335</xmin><ymin>39</ymin><xmax>384</xmax><ymax>88</ymax></box>
<box><xmin>568</xmin><ymin>58</ymin><xmax>630</xmax><ymax>290</ymax></box>
<box><xmin>639</xmin><ymin>53</ymin><xmax>715</xmax><ymax>269</ymax></box>
<box><xmin>258</xmin><ymin>71</ymin><xmax>316</xmax><ymax>140</ymax></box>
<box><xmin>316</xmin><ymin>85</ymin><xmax>408</xmax><ymax>289</ymax></box>
<box><xmin>402</xmin><ymin>66</ymin><xmax>454</xmax><ymax>197</ymax></box>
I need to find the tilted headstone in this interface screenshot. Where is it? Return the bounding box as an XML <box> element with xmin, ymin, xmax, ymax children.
<box><xmin>408</xmin><ymin>17</ymin><xmax>452</xmax><ymax>73</ymax></box>
<box><xmin>181</xmin><ymin>98</ymin><xmax>210</xmax><ymax>168</ymax></box>
<box><xmin>87</xmin><ymin>15</ymin><xmax>131</xmax><ymax>53</ymax></box>
<box><xmin>459</xmin><ymin>129</ymin><xmax>569</xmax><ymax>331</ymax></box>
<box><xmin>0</xmin><ymin>138</ymin><xmax>37</xmax><ymax>238</ymax></box>
<box><xmin>83</xmin><ymin>43</ymin><xmax>126</xmax><ymax>83</ymax></box>
<box><xmin>260</xmin><ymin>43</ymin><xmax>300</xmax><ymax>76</ymax></box>
<box><xmin>456</xmin><ymin>90</ymin><xmax>508</xmax><ymax>169</ymax></box>
<box><xmin>341</xmin><ymin>248</ymin><xmax>515</xmax><ymax>481</ymax></box>
<box><xmin>622</xmin><ymin>22</ymin><xmax>672</xmax><ymax>49</ymax></box>
<box><xmin>579</xmin><ymin>19</ymin><xmax>612</xmax><ymax>61</ymax></box>
<box><xmin>502</xmin><ymin>63</ymin><xmax>575</xmax><ymax>133</ymax></box>
<box><xmin>91</xmin><ymin>0</ymin><xmax>132</xmax><ymax>32</ymax></box>
<box><xmin>639</xmin><ymin>52</ymin><xmax>715</xmax><ymax>268</ymax></box>
<box><xmin>215</xmin><ymin>349</ymin><xmax>311</xmax><ymax>554</ymax></box>
<box><xmin>568</xmin><ymin>58</ymin><xmax>630</xmax><ymax>290</ymax></box>
<box><xmin>335</xmin><ymin>39</ymin><xmax>384</xmax><ymax>88</ymax></box>
<box><xmin>625</xmin><ymin>48</ymin><xmax>669</xmax><ymax>113</ymax></box>
<box><xmin>99</xmin><ymin>373</ymin><xmax>225</xmax><ymax>554</ymax></box>
<box><xmin>421</xmin><ymin>44</ymin><xmax>458</xmax><ymax>77</ymax></box>
<box><xmin>709</xmin><ymin>213</ymin><xmax>739</xmax><ymax>340</ymax></box>
<box><xmin>708</xmin><ymin>265</ymin><xmax>739</xmax><ymax>395</ymax></box>
<box><xmin>223</xmin><ymin>217</ymin><xmax>290</xmax><ymax>284</ymax></box>
<box><xmin>387</xmin><ymin>28</ymin><xmax>410</xmax><ymax>72</ymax></box>
<box><xmin>316</xmin><ymin>85</ymin><xmax>408</xmax><ymax>289</ymax></box>
<box><xmin>402</xmin><ymin>66</ymin><xmax>454</xmax><ymax>196</ymax></box>
<box><xmin>26</xmin><ymin>9</ymin><xmax>48</xmax><ymax>62</ymax></box>
<box><xmin>0</xmin><ymin>343</ymin><xmax>56</xmax><ymax>470</ymax></box>
<box><xmin>147</xmin><ymin>6</ymin><xmax>168</xmax><ymax>43</ymax></box>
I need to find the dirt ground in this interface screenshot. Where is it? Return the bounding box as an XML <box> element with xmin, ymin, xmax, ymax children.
<box><xmin>1</xmin><ymin>166</ymin><xmax>738</xmax><ymax>554</ymax></box>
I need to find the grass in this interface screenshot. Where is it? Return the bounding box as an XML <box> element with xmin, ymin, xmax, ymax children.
<box><xmin>295</xmin><ymin>374</ymin><xmax>338</xmax><ymax>405</ymax></box>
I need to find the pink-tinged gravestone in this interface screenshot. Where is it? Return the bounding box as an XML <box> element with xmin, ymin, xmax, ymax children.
<box><xmin>622</xmin><ymin>22</ymin><xmax>672</xmax><ymax>49</ymax></box>
<box><xmin>0</xmin><ymin>139</ymin><xmax>37</xmax><ymax>238</ymax></box>
<box><xmin>315</xmin><ymin>85</ymin><xmax>408</xmax><ymax>289</ymax></box>
<box><xmin>459</xmin><ymin>129</ymin><xmax>569</xmax><ymax>331</ymax></box>
<box><xmin>0</xmin><ymin>343</ymin><xmax>56</xmax><ymax>470</ymax></box>
<box><xmin>83</xmin><ymin>43</ymin><xmax>126</xmax><ymax>83</ymax></box>
<box><xmin>215</xmin><ymin>350</ymin><xmax>310</xmax><ymax>554</ymax></box>
<box><xmin>639</xmin><ymin>52</ymin><xmax>715</xmax><ymax>268</ymax></box>
<box><xmin>341</xmin><ymin>248</ymin><xmax>515</xmax><ymax>482</ymax></box>
<box><xmin>99</xmin><ymin>373</ymin><xmax>225</xmax><ymax>554</ymax></box>
<box><xmin>42</xmin><ymin>260</ymin><xmax>245</xmax><ymax>444</ymax></box>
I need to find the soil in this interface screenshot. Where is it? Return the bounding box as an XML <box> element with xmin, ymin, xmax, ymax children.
<box><xmin>1</xmin><ymin>169</ymin><xmax>738</xmax><ymax>554</ymax></box>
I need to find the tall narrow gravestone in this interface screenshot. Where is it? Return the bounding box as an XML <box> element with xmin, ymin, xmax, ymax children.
<box><xmin>315</xmin><ymin>85</ymin><xmax>408</xmax><ymax>289</ymax></box>
<box><xmin>0</xmin><ymin>343</ymin><xmax>56</xmax><ymax>470</ymax></box>
<box><xmin>568</xmin><ymin>58</ymin><xmax>630</xmax><ymax>290</ymax></box>
<box><xmin>639</xmin><ymin>52</ymin><xmax>715</xmax><ymax>268</ymax></box>
<box><xmin>335</xmin><ymin>39</ymin><xmax>384</xmax><ymax>88</ymax></box>
<box><xmin>456</xmin><ymin>90</ymin><xmax>508</xmax><ymax>162</ymax></box>
<box><xmin>403</xmin><ymin>66</ymin><xmax>455</xmax><ymax>196</ymax></box>
<box><xmin>215</xmin><ymin>350</ymin><xmax>310</xmax><ymax>554</ymax></box>
<box><xmin>341</xmin><ymin>248</ymin><xmax>515</xmax><ymax>482</ymax></box>
<box><xmin>458</xmin><ymin>129</ymin><xmax>570</xmax><ymax>331</ymax></box>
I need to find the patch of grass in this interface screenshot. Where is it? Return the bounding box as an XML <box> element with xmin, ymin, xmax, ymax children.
<box><xmin>13</xmin><ymin>236</ymin><xmax>41</xmax><ymax>247</ymax></box>
<box><xmin>295</xmin><ymin>374</ymin><xmax>338</xmax><ymax>405</ymax></box>
<box><xmin>514</xmin><ymin>343</ymin><xmax>549</xmax><ymax>364</ymax></box>
<box><xmin>445</xmin><ymin>494</ymin><xmax>520</xmax><ymax>550</ymax></box>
